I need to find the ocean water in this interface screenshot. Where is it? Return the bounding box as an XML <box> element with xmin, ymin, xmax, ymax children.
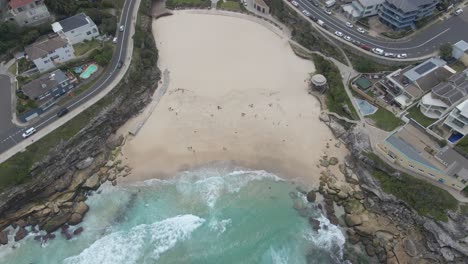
<box><xmin>0</xmin><ymin>168</ymin><xmax>346</xmax><ymax>264</ymax></box>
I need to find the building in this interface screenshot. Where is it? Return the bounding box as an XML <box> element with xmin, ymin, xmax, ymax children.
<box><xmin>6</xmin><ymin>0</ymin><xmax>51</xmax><ymax>26</ymax></box>
<box><xmin>377</xmin><ymin>122</ymin><xmax>468</xmax><ymax>191</ymax></box>
<box><xmin>378</xmin><ymin>0</ymin><xmax>439</xmax><ymax>30</ymax></box>
<box><xmin>452</xmin><ymin>40</ymin><xmax>468</xmax><ymax>66</ymax></box>
<box><xmin>443</xmin><ymin>98</ymin><xmax>468</xmax><ymax>138</ymax></box>
<box><xmin>342</xmin><ymin>0</ymin><xmax>384</xmax><ymax>20</ymax></box>
<box><xmin>25</xmin><ymin>35</ymin><xmax>75</xmax><ymax>73</ymax></box>
<box><xmin>253</xmin><ymin>0</ymin><xmax>270</xmax><ymax>14</ymax></box>
<box><xmin>21</xmin><ymin>69</ymin><xmax>76</xmax><ymax>107</ymax></box>
<box><xmin>380</xmin><ymin>58</ymin><xmax>454</xmax><ymax>108</ymax></box>
<box><xmin>311</xmin><ymin>74</ymin><xmax>328</xmax><ymax>93</ymax></box>
<box><xmin>52</xmin><ymin>13</ymin><xmax>100</xmax><ymax>45</ymax></box>
<box><xmin>418</xmin><ymin>69</ymin><xmax>468</xmax><ymax>119</ymax></box>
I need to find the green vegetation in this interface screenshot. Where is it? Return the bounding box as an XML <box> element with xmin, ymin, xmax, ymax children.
<box><xmin>166</xmin><ymin>0</ymin><xmax>211</xmax><ymax>9</ymax></box>
<box><xmin>73</xmin><ymin>40</ymin><xmax>101</xmax><ymax>56</ymax></box>
<box><xmin>8</xmin><ymin>62</ymin><xmax>17</xmax><ymax>75</ymax></box>
<box><xmin>88</xmin><ymin>45</ymin><xmax>114</xmax><ymax>66</ymax></box>
<box><xmin>345</xmin><ymin>49</ymin><xmax>405</xmax><ymax>73</ymax></box>
<box><xmin>449</xmin><ymin>61</ymin><xmax>467</xmax><ymax>73</ymax></box>
<box><xmin>439</xmin><ymin>43</ymin><xmax>453</xmax><ymax>61</ymax></box>
<box><xmin>312</xmin><ymin>54</ymin><xmax>358</xmax><ymax>120</ymax></box>
<box><xmin>364</xmin><ymin>152</ymin><xmax>458</xmax><ymax>222</ymax></box>
<box><xmin>217</xmin><ymin>0</ymin><xmax>242</xmax><ymax>11</ymax></box>
<box><xmin>268</xmin><ymin>0</ymin><xmax>347</xmax><ymax>64</ymax></box>
<box><xmin>381</xmin><ymin>30</ymin><xmax>413</xmax><ymax>39</ymax></box>
<box><xmin>16</xmin><ymin>92</ymin><xmax>38</xmax><ymax>114</ymax></box>
<box><xmin>0</xmin><ymin>22</ymin><xmax>52</xmax><ymax>58</ymax></box>
<box><xmin>17</xmin><ymin>58</ymin><xmax>34</xmax><ymax>74</ymax></box>
<box><xmin>406</xmin><ymin>105</ymin><xmax>436</xmax><ymax>127</ymax></box>
<box><xmin>456</xmin><ymin>137</ymin><xmax>468</xmax><ymax>158</ymax></box>
<box><xmin>0</xmin><ymin>0</ymin><xmax>159</xmax><ymax>191</ymax></box>
<box><xmin>368</xmin><ymin>107</ymin><xmax>403</xmax><ymax>131</ymax></box>
<box><xmin>45</xmin><ymin>0</ymin><xmax>120</xmax><ymax>18</ymax></box>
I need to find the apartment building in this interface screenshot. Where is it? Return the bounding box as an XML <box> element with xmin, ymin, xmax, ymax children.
<box><xmin>6</xmin><ymin>0</ymin><xmax>51</xmax><ymax>26</ymax></box>
<box><xmin>378</xmin><ymin>0</ymin><xmax>439</xmax><ymax>30</ymax></box>
<box><xmin>25</xmin><ymin>35</ymin><xmax>75</xmax><ymax>73</ymax></box>
<box><xmin>343</xmin><ymin>0</ymin><xmax>384</xmax><ymax>20</ymax></box>
<box><xmin>21</xmin><ymin>69</ymin><xmax>75</xmax><ymax>106</ymax></box>
<box><xmin>52</xmin><ymin>13</ymin><xmax>100</xmax><ymax>45</ymax></box>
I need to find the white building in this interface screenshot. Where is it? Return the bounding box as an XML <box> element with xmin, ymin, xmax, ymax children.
<box><xmin>444</xmin><ymin>99</ymin><xmax>468</xmax><ymax>136</ymax></box>
<box><xmin>343</xmin><ymin>0</ymin><xmax>384</xmax><ymax>20</ymax></box>
<box><xmin>25</xmin><ymin>35</ymin><xmax>75</xmax><ymax>73</ymax></box>
<box><xmin>52</xmin><ymin>13</ymin><xmax>100</xmax><ymax>45</ymax></box>
<box><xmin>6</xmin><ymin>0</ymin><xmax>51</xmax><ymax>26</ymax></box>
<box><xmin>452</xmin><ymin>40</ymin><xmax>468</xmax><ymax>66</ymax></box>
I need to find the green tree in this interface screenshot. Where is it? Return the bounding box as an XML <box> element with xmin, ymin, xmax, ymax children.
<box><xmin>439</xmin><ymin>43</ymin><xmax>453</xmax><ymax>61</ymax></box>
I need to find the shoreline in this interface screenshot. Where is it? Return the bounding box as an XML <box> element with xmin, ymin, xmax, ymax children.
<box><xmin>116</xmin><ymin>11</ymin><xmax>349</xmax><ymax>188</ymax></box>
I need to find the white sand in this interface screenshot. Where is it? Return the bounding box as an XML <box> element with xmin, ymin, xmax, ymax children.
<box><xmin>119</xmin><ymin>12</ymin><xmax>347</xmax><ymax>186</ymax></box>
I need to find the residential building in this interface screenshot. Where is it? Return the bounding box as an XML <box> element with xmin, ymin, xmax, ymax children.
<box><xmin>377</xmin><ymin>122</ymin><xmax>468</xmax><ymax>191</ymax></box>
<box><xmin>443</xmin><ymin>98</ymin><xmax>468</xmax><ymax>137</ymax></box>
<box><xmin>21</xmin><ymin>69</ymin><xmax>76</xmax><ymax>107</ymax></box>
<box><xmin>380</xmin><ymin>58</ymin><xmax>453</xmax><ymax>108</ymax></box>
<box><xmin>452</xmin><ymin>40</ymin><xmax>468</xmax><ymax>66</ymax></box>
<box><xmin>6</xmin><ymin>0</ymin><xmax>51</xmax><ymax>26</ymax></box>
<box><xmin>378</xmin><ymin>0</ymin><xmax>439</xmax><ymax>30</ymax></box>
<box><xmin>342</xmin><ymin>0</ymin><xmax>384</xmax><ymax>20</ymax></box>
<box><xmin>253</xmin><ymin>0</ymin><xmax>270</xmax><ymax>14</ymax></box>
<box><xmin>52</xmin><ymin>13</ymin><xmax>100</xmax><ymax>45</ymax></box>
<box><xmin>25</xmin><ymin>35</ymin><xmax>75</xmax><ymax>73</ymax></box>
<box><xmin>418</xmin><ymin>69</ymin><xmax>468</xmax><ymax>119</ymax></box>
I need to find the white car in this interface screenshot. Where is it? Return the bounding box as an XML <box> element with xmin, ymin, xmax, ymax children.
<box><xmin>302</xmin><ymin>10</ymin><xmax>310</xmax><ymax>16</ymax></box>
<box><xmin>454</xmin><ymin>8</ymin><xmax>463</xmax><ymax>16</ymax></box>
<box><xmin>357</xmin><ymin>27</ymin><xmax>365</xmax><ymax>33</ymax></box>
<box><xmin>372</xmin><ymin>48</ymin><xmax>384</xmax><ymax>55</ymax></box>
<box><xmin>119</xmin><ymin>25</ymin><xmax>124</xmax><ymax>32</ymax></box>
<box><xmin>397</xmin><ymin>53</ymin><xmax>408</xmax><ymax>59</ymax></box>
<box><xmin>335</xmin><ymin>31</ymin><xmax>343</xmax><ymax>37</ymax></box>
<box><xmin>384</xmin><ymin>52</ymin><xmax>396</xmax><ymax>58</ymax></box>
<box><xmin>324</xmin><ymin>9</ymin><xmax>332</xmax><ymax>15</ymax></box>
<box><xmin>345</xmin><ymin>22</ymin><xmax>353</xmax><ymax>28</ymax></box>
<box><xmin>344</xmin><ymin>36</ymin><xmax>352</xmax><ymax>41</ymax></box>
<box><xmin>291</xmin><ymin>1</ymin><xmax>299</xmax><ymax>7</ymax></box>
<box><xmin>22</xmin><ymin>127</ymin><xmax>36</xmax><ymax>138</ymax></box>
<box><xmin>112</xmin><ymin>37</ymin><xmax>118</xmax><ymax>44</ymax></box>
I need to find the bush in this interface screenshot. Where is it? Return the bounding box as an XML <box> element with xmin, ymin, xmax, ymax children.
<box><xmin>439</xmin><ymin>43</ymin><xmax>452</xmax><ymax>61</ymax></box>
<box><xmin>91</xmin><ymin>48</ymin><xmax>113</xmax><ymax>66</ymax></box>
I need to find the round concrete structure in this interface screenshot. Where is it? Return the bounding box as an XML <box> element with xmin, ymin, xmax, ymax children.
<box><xmin>311</xmin><ymin>74</ymin><xmax>327</xmax><ymax>87</ymax></box>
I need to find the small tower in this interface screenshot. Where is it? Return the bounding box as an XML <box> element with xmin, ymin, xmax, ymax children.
<box><xmin>311</xmin><ymin>74</ymin><xmax>328</xmax><ymax>94</ymax></box>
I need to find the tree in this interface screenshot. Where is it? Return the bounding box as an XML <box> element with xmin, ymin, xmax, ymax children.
<box><xmin>439</xmin><ymin>43</ymin><xmax>453</xmax><ymax>61</ymax></box>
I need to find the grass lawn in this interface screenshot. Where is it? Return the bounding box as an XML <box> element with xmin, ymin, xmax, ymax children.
<box><xmin>365</xmin><ymin>152</ymin><xmax>458</xmax><ymax>222</ymax></box>
<box><xmin>406</xmin><ymin>105</ymin><xmax>436</xmax><ymax>127</ymax></box>
<box><xmin>8</xmin><ymin>62</ymin><xmax>17</xmax><ymax>75</ymax></box>
<box><xmin>73</xmin><ymin>40</ymin><xmax>101</xmax><ymax>56</ymax></box>
<box><xmin>166</xmin><ymin>0</ymin><xmax>211</xmax><ymax>8</ymax></box>
<box><xmin>218</xmin><ymin>0</ymin><xmax>242</xmax><ymax>11</ymax></box>
<box><xmin>368</xmin><ymin>107</ymin><xmax>403</xmax><ymax>131</ymax></box>
<box><xmin>449</xmin><ymin>61</ymin><xmax>466</xmax><ymax>73</ymax></box>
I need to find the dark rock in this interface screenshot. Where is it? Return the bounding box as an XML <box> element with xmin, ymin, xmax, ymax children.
<box><xmin>42</xmin><ymin>212</ymin><xmax>71</xmax><ymax>233</ymax></box>
<box><xmin>63</xmin><ymin>231</ymin><xmax>72</xmax><ymax>240</ymax></box>
<box><xmin>14</xmin><ymin>227</ymin><xmax>28</xmax><ymax>241</ymax></box>
<box><xmin>348</xmin><ymin>233</ymin><xmax>361</xmax><ymax>245</ymax></box>
<box><xmin>403</xmin><ymin>239</ymin><xmax>418</xmax><ymax>257</ymax></box>
<box><xmin>68</xmin><ymin>213</ymin><xmax>83</xmax><ymax>225</ymax></box>
<box><xmin>306</xmin><ymin>191</ymin><xmax>316</xmax><ymax>202</ymax></box>
<box><xmin>309</xmin><ymin>217</ymin><xmax>321</xmax><ymax>231</ymax></box>
<box><xmin>61</xmin><ymin>225</ymin><xmax>69</xmax><ymax>232</ymax></box>
<box><xmin>34</xmin><ymin>235</ymin><xmax>42</xmax><ymax>241</ymax></box>
<box><xmin>75</xmin><ymin>157</ymin><xmax>94</xmax><ymax>170</ymax></box>
<box><xmin>345</xmin><ymin>214</ymin><xmax>362</xmax><ymax>227</ymax></box>
<box><xmin>0</xmin><ymin>231</ymin><xmax>8</xmax><ymax>245</ymax></box>
<box><xmin>73</xmin><ymin>202</ymin><xmax>89</xmax><ymax>215</ymax></box>
<box><xmin>365</xmin><ymin>244</ymin><xmax>376</xmax><ymax>257</ymax></box>
<box><xmin>73</xmin><ymin>227</ymin><xmax>84</xmax><ymax>236</ymax></box>
<box><xmin>15</xmin><ymin>219</ymin><xmax>27</xmax><ymax>228</ymax></box>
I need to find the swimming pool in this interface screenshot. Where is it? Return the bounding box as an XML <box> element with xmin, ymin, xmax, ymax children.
<box><xmin>355</xmin><ymin>98</ymin><xmax>378</xmax><ymax>116</ymax></box>
<box><xmin>79</xmin><ymin>64</ymin><xmax>98</xmax><ymax>79</ymax></box>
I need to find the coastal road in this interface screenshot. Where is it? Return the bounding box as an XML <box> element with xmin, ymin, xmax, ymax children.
<box><xmin>0</xmin><ymin>0</ymin><xmax>137</xmax><ymax>155</ymax></box>
<box><xmin>290</xmin><ymin>0</ymin><xmax>468</xmax><ymax>58</ymax></box>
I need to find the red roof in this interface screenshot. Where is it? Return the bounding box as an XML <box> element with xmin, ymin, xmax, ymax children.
<box><xmin>9</xmin><ymin>0</ymin><xmax>36</xmax><ymax>9</ymax></box>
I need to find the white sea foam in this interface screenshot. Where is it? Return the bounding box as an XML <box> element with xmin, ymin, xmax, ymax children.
<box><xmin>208</xmin><ymin>218</ymin><xmax>232</xmax><ymax>235</ymax></box>
<box><xmin>269</xmin><ymin>246</ymin><xmax>290</xmax><ymax>264</ymax></box>
<box><xmin>63</xmin><ymin>214</ymin><xmax>205</xmax><ymax>264</ymax></box>
<box><xmin>304</xmin><ymin>215</ymin><xmax>346</xmax><ymax>258</ymax></box>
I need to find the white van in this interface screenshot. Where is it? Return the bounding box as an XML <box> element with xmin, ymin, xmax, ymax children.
<box><xmin>325</xmin><ymin>0</ymin><xmax>335</xmax><ymax>8</ymax></box>
<box><xmin>22</xmin><ymin>127</ymin><xmax>36</xmax><ymax>138</ymax></box>
<box><xmin>372</xmin><ymin>48</ymin><xmax>384</xmax><ymax>55</ymax></box>
<box><xmin>317</xmin><ymin>20</ymin><xmax>325</xmax><ymax>27</ymax></box>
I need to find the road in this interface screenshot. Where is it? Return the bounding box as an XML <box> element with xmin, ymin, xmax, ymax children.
<box><xmin>291</xmin><ymin>0</ymin><xmax>468</xmax><ymax>57</ymax></box>
<box><xmin>0</xmin><ymin>0</ymin><xmax>137</xmax><ymax>154</ymax></box>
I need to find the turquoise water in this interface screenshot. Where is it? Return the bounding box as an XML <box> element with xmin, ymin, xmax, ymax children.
<box><xmin>354</xmin><ymin>98</ymin><xmax>378</xmax><ymax>116</ymax></box>
<box><xmin>79</xmin><ymin>64</ymin><xmax>98</xmax><ymax>79</ymax></box>
<box><xmin>0</xmin><ymin>168</ymin><xmax>346</xmax><ymax>264</ymax></box>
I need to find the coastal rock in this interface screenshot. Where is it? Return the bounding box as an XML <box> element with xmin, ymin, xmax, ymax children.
<box><xmin>306</xmin><ymin>191</ymin><xmax>316</xmax><ymax>202</ymax></box>
<box><xmin>74</xmin><ymin>202</ymin><xmax>89</xmax><ymax>215</ymax></box>
<box><xmin>355</xmin><ymin>225</ymin><xmax>375</xmax><ymax>237</ymax></box>
<box><xmin>293</xmin><ymin>199</ymin><xmax>306</xmax><ymax>211</ymax></box>
<box><xmin>345</xmin><ymin>214</ymin><xmax>362</xmax><ymax>227</ymax></box>
<box><xmin>42</xmin><ymin>213</ymin><xmax>71</xmax><ymax>233</ymax></box>
<box><xmin>83</xmin><ymin>174</ymin><xmax>100</xmax><ymax>190</ymax></box>
<box><xmin>73</xmin><ymin>227</ymin><xmax>84</xmax><ymax>236</ymax></box>
<box><xmin>365</xmin><ymin>244</ymin><xmax>376</xmax><ymax>256</ymax></box>
<box><xmin>320</xmin><ymin>159</ymin><xmax>329</xmax><ymax>167</ymax></box>
<box><xmin>337</xmin><ymin>191</ymin><xmax>348</xmax><ymax>199</ymax></box>
<box><xmin>0</xmin><ymin>231</ymin><xmax>8</xmax><ymax>245</ymax></box>
<box><xmin>108</xmin><ymin>173</ymin><xmax>117</xmax><ymax>182</ymax></box>
<box><xmin>99</xmin><ymin>166</ymin><xmax>109</xmax><ymax>176</ymax></box>
<box><xmin>68</xmin><ymin>213</ymin><xmax>83</xmax><ymax>225</ymax></box>
<box><xmin>52</xmin><ymin>203</ymin><xmax>60</xmax><ymax>214</ymax></box>
<box><xmin>353</xmin><ymin>191</ymin><xmax>364</xmax><ymax>200</ymax></box>
<box><xmin>329</xmin><ymin>157</ymin><xmax>338</xmax><ymax>166</ymax></box>
<box><xmin>15</xmin><ymin>219</ymin><xmax>27</xmax><ymax>228</ymax></box>
<box><xmin>403</xmin><ymin>239</ymin><xmax>418</xmax><ymax>257</ymax></box>
<box><xmin>308</xmin><ymin>217</ymin><xmax>321</xmax><ymax>231</ymax></box>
<box><xmin>14</xmin><ymin>227</ymin><xmax>27</xmax><ymax>241</ymax></box>
<box><xmin>105</xmin><ymin>160</ymin><xmax>115</xmax><ymax>167</ymax></box>
<box><xmin>319</xmin><ymin>112</ymin><xmax>330</xmax><ymax>123</ymax></box>
<box><xmin>75</xmin><ymin>157</ymin><xmax>94</xmax><ymax>170</ymax></box>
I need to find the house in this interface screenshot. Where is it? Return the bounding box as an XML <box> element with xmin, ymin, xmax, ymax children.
<box><xmin>418</xmin><ymin>69</ymin><xmax>468</xmax><ymax>119</ymax></box>
<box><xmin>377</xmin><ymin>121</ymin><xmax>468</xmax><ymax>191</ymax></box>
<box><xmin>25</xmin><ymin>35</ymin><xmax>75</xmax><ymax>73</ymax></box>
<box><xmin>253</xmin><ymin>0</ymin><xmax>270</xmax><ymax>14</ymax></box>
<box><xmin>452</xmin><ymin>40</ymin><xmax>468</xmax><ymax>66</ymax></box>
<box><xmin>52</xmin><ymin>13</ymin><xmax>100</xmax><ymax>45</ymax></box>
<box><xmin>443</xmin><ymin>98</ymin><xmax>468</xmax><ymax>138</ymax></box>
<box><xmin>21</xmin><ymin>69</ymin><xmax>75</xmax><ymax>107</ymax></box>
<box><xmin>342</xmin><ymin>0</ymin><xmax>384</xmax><ymax>20</ymax></box>
<box><xmin>380</xmin><ymin>58</ymin><xmax>454</xmax><ymax>108</ymax></box>
<box><xmin>378</xmin><ymin>0</ymin><xmax>439</xmax><ymax>30</ymax></box>
<box><xmin>5</xmin><ymin>0</ymin><xmax>51</xmax><ymax>26</ymax></box>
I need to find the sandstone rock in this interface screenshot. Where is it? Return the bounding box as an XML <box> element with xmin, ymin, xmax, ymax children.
<box><xmin>440</xmin><ymin>247</ymin><xmax>454</xmax><ymax>262</ymax></box>
<box><xmin>74</xmin><ymin>202</ymin><xmax>89</xmax><ymax>215</ymax></box>
<box><xmin>345</xmin><ymin>214</ymin><xmax>362</xmax><ymax>227</ymax></box>
<box><xmin>365</xmin><ymin>244</ymin><xmax>376</xmax><ymax>256</ymax></box>
<box><xmin>320</xmin><ymin>159</ymin><xmax>329</xmax><ymax>167</ymax></box>
<box><xmin>37</xmin><ymin>208</ymin><xmax>52</xmax><ymax>218</ymax></box>
<box><xmin>105</xmin><ymin>160</ymin><xmax>115</xmax><ymax>167</ymax></box>
<box><xmin>355</xmin><ymin>225</ymin><xmax>374</xmax><ymax>237</ymax></box>
<box><xmin>83</xmin><ymin>173</ymin><xmax>100</xmax><ymax>189</ymax></box>
<box><xmin>329</xmin><ymin>157</ymin><xmax>338</xmax><ymax>166</ymax></box>
<box><xmin>15</xmin><ymin>219</ymin><xmax>27</xmax><ymax>228</ymax></box>
<box><xmin>337</xmin><ymin>191</ymin><xmax>348</xmax><ymax>199</ymax></box>
<box><xmin>319</xmin><ymin>112</ymin><xmax>330</xmax><ymax>122</ymax></box>
<box><xmin>108</xmin><ymin>173</ymin><xmax>117</xmax><ymax>182</ymax></box>
<box><xmin>306</xmin><ymin>191</ymin><xmax>316</xmax><ymax>202</ymax></box>
<box><xmin>73</xmin><ymin>227</ymin><xmax>84</xmax><ymax>236</ymax></box>
<box><xmin>62</xmin><ymin>202</ymin><xmax>74</xmax><ymax>207</ymax></box>
<box><xmin>42</xmin><ymin>213</ymin><xmax>71</xmax><ymax>233</ymax></box>
<box><xmin>403</xmin><ymin>239</ymin><xmax>418</xmax><ymax>257</ymax></box>
<box><xmin>99</xmin><ymin>166</ymin><xmax>109</xmax><ymax>176</ymax></box>
<box><xmin>75</xmin><ymin>157</ymin><xmax>94</xmax><ymax>170</ymax></box>
<box><xmin>14</xmin><ymin>227</ymin><xmax>28</xmax><ymax>241</ymax></box>
<box><xmin>125</xmin><ymin>167</ymin><xmax>132</xmax><ymax>173</ymax></box>
<box><xmin>68</xmin><ymin>213</ymin><xmax>83</xmax><ymax>225</ymax></box>
<box><xmin>326</xmin><ymin>188</ymin><xmax>337</xmax><ymax>195</ymax></box>
<box><xmin>353</xmin><ymin>191</ymin><xmax>364</xmax><ymax>200</ymax></box>
<box><xmin>0</xmin><ymin>231</ymin><xmax>8</xmax><ymax>245</ymax></box>
<box><xmin>112</xmin><ymin>180</ymin><xmax>117</xmax><ymax>186</ymax></box>
<box><xmin>52</xmin><ymin>203</ymin><xmax>60</xmax><ymax>214</ymax></box>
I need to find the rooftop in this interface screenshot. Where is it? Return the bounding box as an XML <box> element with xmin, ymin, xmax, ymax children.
<box><xmin>404</xmin><ymin>58</ymin><xmax>446</xmax><ymax>82</ymax></box>
<box><xmin>454</xmin><ymin>40</ymin><xmax>468</xmax><ymax>52</ymax></box>
<box><xmin>358</xmin><ymin>0</ymin><xmax>385</xmax><ymax>6</ymax></box>
<box><xmin>436</xmin><ymin>147</ymin><xmax>468</xmax><ymax>181</ymax></box>
<box><xmin>386</xmin><ymin>0</ymin><xmax>437</xmax><ymax>13</ymax></box>
<box><xmin>455</xmin><ymin>99</ymin><xmax>468</xmax><ymax>118</ymax></box>
<box><xmin>432</xmin><ymin>70</ymin><xmax>468</xmax><ymax>105</ymax></box>
<box><xmin>21</xmin><ymin>70</ymin><xmax>69</xmax><ymax>99</ymax></box>
<box><xmin>9</xmin><ymin>0</ymin><xmax>35</xmax><ymax>9</ymax></box>
<box><xmin>25</xmin><ymin>35</ymin><xmax>69</xmax><ymax>61</ymax></box>
<box><xmin>52</xmin><ymin>13</ymin><xmax>94</xmax><ymax>33</ymax></box>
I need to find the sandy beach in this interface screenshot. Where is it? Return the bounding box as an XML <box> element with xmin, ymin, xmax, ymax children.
<box><xmin>119</xmin><ymin>11</ymin><xmax>348</xmax><ymax>186</ymax></box>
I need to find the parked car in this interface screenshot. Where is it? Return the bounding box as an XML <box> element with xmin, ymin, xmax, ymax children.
<box><xmin>119</xmin><ymin>25</ymin><xmax>124</xmax><ymax>32</ymax></box>
<box><xmin>57</xmin><ymin>108</ymin><xmax>69</xmax><ymax>117</ymax></box>
<box><xmin>317</xmin><ymin>19</ymin><xmax>325</xmax><ymax>27</ymax></box>
<box><xmin>360</xmin><ymin>45</ymin><xmax>371</xmax><ymax>51</ymax></box>
<box><xmin>291</xmin><ymin>1</ymin><xmax>299</xmax><ymax>7</ymax></box>
<box><xmin>112</xmin><ymin>37</ymin><xmax>118</xmax><ymax>44</ymax></box>
<box><xmin>335</xmin><ymin>31</ymin><xmax>343</xmax><ymax>37</ymax></box>
<box><xmin>22</xmin><ymin>127</ymin><xmax>36</xmax><ymax>138</ymax></box>
<box><xmin>302</xmin><ymin>10</ymin><xmax>310</xmax><ymax>17</ymax></box>
<box><xmin>310</xmin><ymin>16</ymin><xmax>318</xmax><ymax>22</ymax></box>
<box><xmin>454</xmin><ymin>8</ymin><xmax>463</xmax><ymax>16</ymax></box>
<box><xmin>344</xmin><ymin>36</ymin><xmax>352</xmax><ymax>41</ymax></box>
<box><xmin>117</xmin><ymin>60</ymin><xmax>123</xmax><ymax>69</ymax></box>
<box><xmin>352</xmin><ymin>40</ymin><xmax>361</xmax><ymax>46</ymax></box>
<box><xmin>357</xmin><ymin>27</ymin><xmax>366</xmax><ymax>33</ymax></box>
<box><xmin>324</xmin><ymin>9</ymin><xmax>332</xmax><ymax>15</ymax></box>
<box><xmin>397</xmin><ymin>53</ymin><xmax>408</xmax><ymax>59</ymax></box>
<box><xmin>384</xmin><ymin>52</ymin><xmax>396</xmax><ymax>58</ymax></box>
<box><xmin>345</xmin><ymin>22</ymin><xmax>353</xmax><ymax>28</ymax></box>
<box><xmin>372</xmin><ymin>48</ymin><xmax>384</xmax><ymax>55</ymax></box>
<box><xmin>311</xmin><ymin>0</ymin><xmax>319</xmax><ymax>7</ymax></box>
